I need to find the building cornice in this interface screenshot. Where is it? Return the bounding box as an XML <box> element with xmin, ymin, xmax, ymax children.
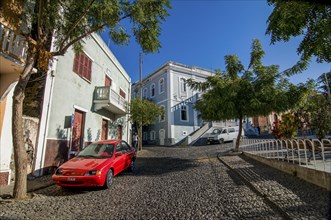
<box><xmin>91</xmin><ymin>33</ymin><xmax>131</xmax><ymax>84</ymax></box>
<box><xmin>132</xmin><ymin>61</ymin><xmax>215</xmax><ymax>87</ymax></box>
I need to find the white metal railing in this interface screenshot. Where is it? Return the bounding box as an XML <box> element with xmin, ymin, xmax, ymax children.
<box><xmin>94</xmin><ymin>86</ymin><xmax>126</xmax><ymax>110</ymax></box>
<box><xmin>110</xmin><ymin>88</ymin><xmax>126</xmax><ymax>109</ymax></box>
<box><xmin>238</xmin><ymin>138</ymin><xmax>331</xmax><ymax>173</ymax></box>
<box><xmin>0</xmin><ymin>23</ymin><xmax>28</xmax><ymax>62</ymax></box>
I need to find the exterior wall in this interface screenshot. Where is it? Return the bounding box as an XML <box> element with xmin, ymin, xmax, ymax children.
<box><xmin>133</xmin><ymin>62</ymin><xmax>214</xmax><ymax>146</ymax></box>
<box><xmin>0</xmin><ymin>14</ymin><xmax>28</xmax><ymax>184</ymax></box>
<box><xmin>23</xmin><ymin>117</ymin><xmax>39</xmax><ymax>174</ymax></box>
<box><xmin>0</xmin><ymin>84</ymin><xmax>16</xmax><ymax>185</ymax></box>
<box><xmin>41</xmin><ymin>33</ymin><xmax>131</xmax><ymax>173</ymax></box>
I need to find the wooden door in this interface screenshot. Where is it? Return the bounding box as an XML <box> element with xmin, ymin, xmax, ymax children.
<box><xmin>117</xmin><ymin>125</ymin><xmax>122</xmax><ymax>140</ymax></box>
<box><xmin>72</xmin><ymin>110</ymin><xmax>85</xmax><ymax>151</ymax></box>
<box><xmin>101</xmin><ymin>119</ymin><xmax>108</xmax><ymax>140</ymax></box>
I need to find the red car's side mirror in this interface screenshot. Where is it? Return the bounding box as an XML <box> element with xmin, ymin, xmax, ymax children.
<box><xmin>115</xmin><ymin>152</ymin><xmax>123</xmax><ymax>157</ymax></box>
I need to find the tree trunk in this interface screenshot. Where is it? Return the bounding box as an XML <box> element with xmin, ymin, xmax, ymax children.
<box><xmin>234</xmin><ymin>115</ymin><xmax>243</xmax><ymax>152</ymax></box>
<box><xmin>137</xmin><ymin>124</ymin><xmax>142</xmax><ymax>151</ymax></box>
<box><xmin>12</xmin><ymin>53</ymin><xmax>36</xmax><ymax>200</ymax></box>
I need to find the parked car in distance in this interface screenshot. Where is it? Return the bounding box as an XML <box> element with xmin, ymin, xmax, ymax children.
<box><xmin>206</xmin><ymin>126</ymin><xmax>244</xmax><ymax>144</ymax></box>
<box><xmin>52</xmin><ymin>140</ymin><xmax>136</xmax><ymax>189</ymax></box>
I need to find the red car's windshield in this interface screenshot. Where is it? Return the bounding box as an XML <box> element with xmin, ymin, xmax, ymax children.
<box><xmin>77</xmin><ymin>143</ymin><xmax>114</xmax><ymax>158</ymax></box>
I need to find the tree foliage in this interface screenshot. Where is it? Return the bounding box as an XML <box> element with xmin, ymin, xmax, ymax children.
<box><xmin>276</xmin><ymin>112</ymin><xmax>301</xmax><ymax>139</ymax></box>
<box><xmin>187</xmin><ymin>39</ymin><xmax>307</xmax><ymax>151</ymax></box>
<box><xmin>127</xmin><ymin>98</ymin><xmax>164</xmax><ymax>150</ymax></box>
<box><xmin>1</xmin><ymin>0</ymin><xmax>171</xmax><ymax>200</ymax></box>
<box><xmin>266</xmin><ymin>0</ymin><xmax>331</xmax><ymax>75</ymax></box>
<box><xmin>317</xmin><ymin>71</ymin><xmax>331</xmax><ymax>94</ymax></box>
<box><xmin>306</xmin><ymin>94</ymin><xmax>331</xmax><ymax>139</ymax></box>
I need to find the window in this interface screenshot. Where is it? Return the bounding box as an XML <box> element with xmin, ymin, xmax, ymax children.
<box><xmin>181</xmin><ymin>105</ymin><xmax>188</xmax><ymax>121</ymax></box>
<box><xmin>150</xmin><ymin>84</ymin><xmax>155</xmax><ymax>97</ymax></box>
<box><xmin>120</xmin><ymin>141</ymin><xmax>130</xmax><ymax>153</ymax></box>
<box><xmin>116</xmin><ymin>143</ymin><xmax>123</xmax><ymax>152</ymax></box>
<box><xmin>159</xmin><ymin>78</ymin><xmax>165</xmax><ymax>94</ymax></box>
<box><xmin>120</xmin><ymin>88</ymin><xmax>126</xmax><ymax>99</ymax></box>
<box><xmin>228</xmin><ymin>128</ymin><xmax>235</xmax><ymax>133</ymax></box>
<box><xmin>143</xmin><ymin>132</ymin><xmax>147</xmax><ymax>141</ymax></box>
<box><xmin>159</xmin><ymin>105</ymin><xmax>165</xmax><ymax>122</ymax></box>
<box><xmin>143</xmin><ymin>88</ymin><xmax>148</xmax><ymax>98</ymax></box>
<box><xmin>105</xmin><ymin>75</ymin><xmax>112</xmax><ymax>86</ymax></box>
<box><xmin>150</xmin><ymin>131</ymin><xmax>156</xmax><ymax>140</ymax></box>
<box><xmin>180</xmin><ymin>78</ymin><xmax>186</xmax><ymax>93</ymax></box>
<box><xmin>73</xmin><ymin>52</ymin><xmax>92</xmax><ymax>81</ymax></box>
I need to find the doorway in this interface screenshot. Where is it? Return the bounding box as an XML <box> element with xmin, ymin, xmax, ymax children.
<box><xmin>72</xmin><ymin>110</ymin><xmax>85</xmax><ymax>151</ymax></box>
<box><xmin>159</xmin><ymin>129</ymin><xmax>165</xmax><ymax>145</ymax></box>
<box><xmin>101</xmin><ymin>119</ymin><xmax>108</xmax><ymax>140</ymax></box>
<box><xmin>117</xmin><ymin>125</ymin><xmax>122</xmax><ymax>140</ymax></box>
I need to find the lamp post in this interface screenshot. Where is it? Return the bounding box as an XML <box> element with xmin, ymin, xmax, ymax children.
<box><xmin>139</xmin><ymin>52</ymin><xmax>143</xmax><ymax>151</ymax></box>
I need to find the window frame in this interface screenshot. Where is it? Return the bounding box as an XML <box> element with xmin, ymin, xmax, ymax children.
<box><xmin>150</xmin><ymin>130</ymin><xmax>156</xmax><ymax>141</ymax></box>
<box><xmin>180</xmin><ymin>105</ymin><xmax>189</xmax><ymax>122</ymax></box>
<box><xmin>73</xmin><ymin>52</ymin><xmax>93</xmax><ymax>82</ymax></box>
<box><xmin>180</xmin><ymin>78</ymin><xmax>187</xmax><ymax>93</ymax></box>
<box><xmin>150</xmin><ymin>83</ymin><xmax>156</xmax><ymax>98</ymax></box>
<box><xmin>143</xmin><ymin>88</ymin><xmax>148</xmax><ymax>99</ymax></box>
<box><xmin>159</xmin><ymin>105</ymin><xmax>165</xmax><ymax>122</ymax></box>
<box><xmin>159</xmin><ymin>78</ymin><xmax>165</xmax><ymax>94</ymax></box>
<box><xmin>119</xmin><ymin>88</ymin><xmax>126</xmax><ymax>99</ymax></box>
<box><xmin>143</xmin><ymin>132</ymin><xmax>147</xmax><ymax>141</ymax></box>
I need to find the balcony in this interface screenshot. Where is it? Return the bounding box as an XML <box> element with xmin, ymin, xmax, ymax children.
<box><xmin>93</xmin><ymin>86</ymin><xmax>127</xmax><ymax>115</ymax></box>
<box><xmin>0</xmin><ymin>23</ymin><xmax>28</xmax><ymax>75</ymax></box>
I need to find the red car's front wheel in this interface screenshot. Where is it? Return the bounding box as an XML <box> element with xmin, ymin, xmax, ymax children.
<box><xmin>103</xmin><ymin>169</ymin><xmax>113</xmax><ymax>189</ymax></box>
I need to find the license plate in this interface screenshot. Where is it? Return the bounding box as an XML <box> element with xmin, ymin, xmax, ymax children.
<box><xmin>67</xmin><ymin>177</ymin><xmax>76</xmax><ymax>181</ymax></box>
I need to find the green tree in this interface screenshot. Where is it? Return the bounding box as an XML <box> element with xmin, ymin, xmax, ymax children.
<box><xmin>305</xmin><ymin>93</ymin><xmax>331</xmax><ymax>139</ymax></box>
<box><xmin>317</xmin><ymin>72</ymin><xmax>331</xmax><ymax>97</ymax></box>
<box><xmin>127</xmin><ymin>98</ymin><xmax>164</xmax><ymax>151</ymax></box>
<box><xmin>187</xmin><ymin>39</ymin><xmax>306</xmax><ymax>151</ymax></box>
<box><xmin>1</xmin><ymin>0</ymin><xmax>171</xmax><ymax>200</ymax></box>
<box><xmin>266</xmin><ymin>0</ymin><xmax>331</xmax><ymax>75</ymax></box>
<box><xmin>276</xmin><ymin>112</ymin><xmax>301</xmax><ymax>139</ymax></box>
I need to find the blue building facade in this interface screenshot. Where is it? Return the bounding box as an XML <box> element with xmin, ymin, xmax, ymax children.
<box><xmin>132</xmin><ymin>62</ymin><xmax>214</xmax><ymax>146</ymax></box>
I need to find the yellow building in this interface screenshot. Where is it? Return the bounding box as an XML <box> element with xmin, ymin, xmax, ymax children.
<box><xmin>0</xmin><ymin>0</ymin><xmax>29</xmax><ymax>185</ymax></box>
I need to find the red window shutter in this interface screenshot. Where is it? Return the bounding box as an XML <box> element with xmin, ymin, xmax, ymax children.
<box><xmin>73</xmin><ymin>52</ymin><xmax>92</xmax><ymax>81</ymax></box>
<box><xmin>73</xmin><ymin>54</ymin><xmax>79</xmax><ymax>73</ymax></box>
<box><xmin>87</xmin><ymin>59</ymin><xmax>92</xmax><ymax>81</ymax></box>
<box><xmin>120</xmin><ymin>89</ymin><xmax>126</xmax><ymax>99</ymax></box>
<box><xmin>77</xmin><ymin>54</ymin><xmax>82</xmax><ymax>76</ymax></box>
<box><xmin>105</xmin><ymin>75</ymin><xmax>112</xmax><ymax>86</ymax></box>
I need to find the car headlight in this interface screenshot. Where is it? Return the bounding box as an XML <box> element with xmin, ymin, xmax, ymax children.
<box><xmin>55</xmin><ymin>169</ymin><xmax>63</xmax><ymax>175</ymax></box>
<box><xmin>84</xmin><ymin>170</ymin><xmax>101</xmax><ymax>176</ymax></box>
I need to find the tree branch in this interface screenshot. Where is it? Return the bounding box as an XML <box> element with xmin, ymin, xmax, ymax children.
<box><xmin>52</xmin><ymin>24</ymin><xmax>105</xmax><ymax>56</ymax></box>
<box><xmin>37</xmin><ymin>0</ymin><xmax>43</xmax><ymax>40</ymax></box>
<box><xmin>59</xmin><ymin>0</ymin><xmax>96</xmax><ymax>50</ymax></box>
<box><xmin>53</xmin><ymin>11</ymin><xmax>133</xmax><ymax>57</ymax></box>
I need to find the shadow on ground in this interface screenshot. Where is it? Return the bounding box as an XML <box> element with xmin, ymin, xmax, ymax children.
<box><xmin>134</xmin><ymin>157</ymin><xmax>198</xmax><ymax>176</ymax></box>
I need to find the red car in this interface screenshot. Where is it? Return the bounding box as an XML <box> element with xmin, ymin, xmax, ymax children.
<box><xmin>52</xmin><ymin>140</ymin><xmax>136</xmax><ymax>189</ymax></box>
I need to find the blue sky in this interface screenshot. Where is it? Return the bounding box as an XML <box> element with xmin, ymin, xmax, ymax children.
<box><xmin>100</xmin><ymin>0</ymin><xmax>330</xmax><ymax>85</ymax></box>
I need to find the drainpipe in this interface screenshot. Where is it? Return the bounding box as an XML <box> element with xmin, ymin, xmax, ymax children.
<box><xmin>33</xmin><ymin>37</ymin><xmax>58</xmax><ymax>176</ymax></box>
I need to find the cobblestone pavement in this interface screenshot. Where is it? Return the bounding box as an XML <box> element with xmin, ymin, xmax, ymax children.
<box><xmin>0</xmin><ymin>144</ymin><xmax>330</xmax><ymax>220</ymax></box>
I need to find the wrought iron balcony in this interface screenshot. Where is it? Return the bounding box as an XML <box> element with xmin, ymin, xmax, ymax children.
<box><xmin>93</xmin><ymin>86</ymin><xmax>127</xmax><ymax>115</ymax></box>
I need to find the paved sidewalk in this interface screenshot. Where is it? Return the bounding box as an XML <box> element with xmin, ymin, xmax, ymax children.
<box><xmin>0</xmin><ymin>174</ymin><xmax>54</xmax><ymax>198</ymax></box>
<box><xmin>218</xmin><ymin>153</ymin><xmax>331</xmax><ymax>219</ymax></box>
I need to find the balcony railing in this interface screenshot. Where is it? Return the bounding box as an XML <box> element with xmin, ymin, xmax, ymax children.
<box><xmin>93</xmin><ymin>86</ymin><xmax>126</xmax><ymax>115</ymax></box>
<box><xmin>0</xmin><ymin>23</ymin><xmax>28</xmax><ymax>63</ymax></box>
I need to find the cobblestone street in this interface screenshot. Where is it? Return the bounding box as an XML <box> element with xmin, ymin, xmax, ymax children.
<box><xmin>0</xmin><ymin>144</ymin><xmax>330</xmax><ymax>219</ymax></box>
